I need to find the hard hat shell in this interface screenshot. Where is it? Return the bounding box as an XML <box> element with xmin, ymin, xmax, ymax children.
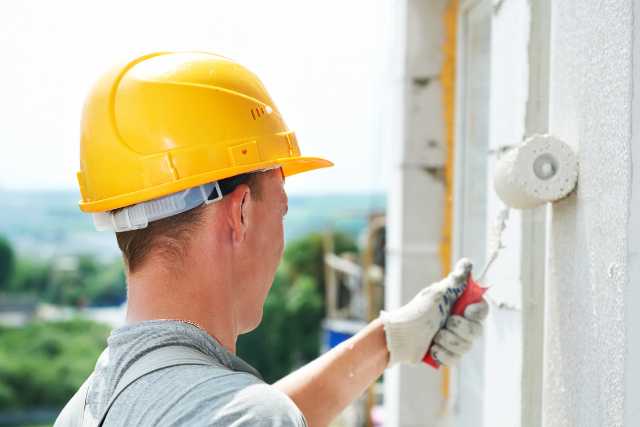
<box><xmin>77</xmin><ymin>52</ymin><xmax>333</xmax><ymax>213</ymax></box>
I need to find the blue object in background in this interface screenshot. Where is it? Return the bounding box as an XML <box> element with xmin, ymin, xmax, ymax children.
<box><xmin>325</xmin><ymin>329</ymin><xmax>353</xmax><ymax>349</ymax></box>
<box><xmin>321</xmin><ymin>318</ymin><xmax>368</xmax><ymax>353</ymax></box>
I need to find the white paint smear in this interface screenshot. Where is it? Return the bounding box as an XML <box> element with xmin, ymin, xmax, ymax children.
<box><xmin>476</xmin><ymin>207</ymin><xmax>510</xmax><ymax>284</ymax></box>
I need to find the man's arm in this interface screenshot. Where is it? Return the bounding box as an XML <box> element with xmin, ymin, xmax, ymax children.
<box><xmin>273</xmin><ymin>318</ymin><xmax>388</xmax><ymax>427</ymax></box>
<box><xmin>274</xmin><ymin>259</ymin><xmax>488</xmax><ymax>427</ymax></box>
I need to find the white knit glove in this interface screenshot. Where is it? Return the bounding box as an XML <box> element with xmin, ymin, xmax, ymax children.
<box><xmin>380</xmin><ymin>258</ymin><xmax>488</xmax><ymax>367</ymax></box>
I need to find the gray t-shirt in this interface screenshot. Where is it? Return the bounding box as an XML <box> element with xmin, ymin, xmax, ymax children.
<box><xmin>81</xmin><ymin>320</ymin><xmax>307</xmax><ymax>426</ymax></box>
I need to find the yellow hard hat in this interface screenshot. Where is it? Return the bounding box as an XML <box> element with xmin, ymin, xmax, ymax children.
<box><xmin>77</xmin><ymin>51</ymin><xmax>333</xmax><ymax>214</ymax></box>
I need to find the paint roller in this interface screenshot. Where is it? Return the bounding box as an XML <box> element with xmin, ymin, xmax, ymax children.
<box><xmin>423</xmin><ymin>134</ymin><xmax>578</xmax><ymax>368</ymax></box>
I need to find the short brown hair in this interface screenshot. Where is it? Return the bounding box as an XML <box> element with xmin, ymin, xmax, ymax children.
<box><xmin>114</xmin><ymin>172</ymin><xmax>267</xmax><ymax>274</ymax></box>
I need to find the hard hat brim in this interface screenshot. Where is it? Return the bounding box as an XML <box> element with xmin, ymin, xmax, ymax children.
<box><xmin>78</xmin><ymin>156</ymin><xmax>333</xmax><ymax>213</ymax></box>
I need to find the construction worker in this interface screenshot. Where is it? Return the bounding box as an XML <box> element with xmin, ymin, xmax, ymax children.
<box><xmin>55</xmin><ymin>52</ymin><xmax>488</xmax><ymax>427</ymax></box>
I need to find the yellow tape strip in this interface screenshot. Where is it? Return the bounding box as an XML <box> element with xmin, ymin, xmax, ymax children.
<box><xmin>440</xmin><ymin>0</ymin><xmax>458</xmax><ymax>410</ymax></box>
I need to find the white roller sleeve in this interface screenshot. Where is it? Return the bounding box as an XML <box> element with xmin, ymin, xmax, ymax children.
<box><xmin>493</xmin><ymin>134</ymin><xmax>578</xmax><ymax>209</ymax></box>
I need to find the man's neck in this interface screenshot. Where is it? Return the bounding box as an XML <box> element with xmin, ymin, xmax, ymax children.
<box><xmin>125</xmin><ymin>254</ymin><xmax>239</xmax><ymax>354</ymax></box>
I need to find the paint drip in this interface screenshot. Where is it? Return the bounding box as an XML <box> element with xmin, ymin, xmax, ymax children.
<box><xmin>476</xmin><ymin>207</ymin><xmax>510</xmax><ymax>283</ymax></box>
<box><xmin>478</xmin><ymin>134</ymin><xmax>578</xmax><ymax>280</ymax></box>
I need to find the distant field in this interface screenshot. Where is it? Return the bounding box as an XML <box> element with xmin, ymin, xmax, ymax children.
<box><xmin>0</xmin><ymin>190</ymin><xmax>386</xmax><ymax>259</ymax></box>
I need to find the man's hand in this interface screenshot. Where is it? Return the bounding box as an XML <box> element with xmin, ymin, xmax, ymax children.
<box><xmin>276</xmin><ymin>259</ymin><xmax>488</xmax><ymax>426</ymax></box>
<box><xmin>380</xmin><ymin>258</ymin><xmax>488</xmax><ymax>367</ymax></box>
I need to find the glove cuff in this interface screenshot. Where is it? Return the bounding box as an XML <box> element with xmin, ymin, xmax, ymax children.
<box><xmin>380</xmin><ymin>310</ymin><xmax>431</xmax><ymax>367</ymax></box>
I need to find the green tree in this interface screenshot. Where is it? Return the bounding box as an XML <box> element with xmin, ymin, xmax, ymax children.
<box><xmin>8</xmin><ymin>256</ymin><xmax>126</xmax><ymax>307</ymax></box>
<box><xmin>8</xmin><ymin>258</ymin><xmax>49</xmax><ymax>295</ymax></box>
<box><xmin>0</xmin><ymin>237</ymin><xmax>14</xmax><ymax>291</ymax></box>
<box><xmin>83</xmin><ymin>259</ymin><xmax>127</xmax><ymax>306</ymax></box>
<box><xmin>284</xmin><ymin>275</ymin><xmax>324</xmax><ymax>362</ymax></box>
<box><xmin>283</xmin><ymin>232</ymin><xmax>358</xmax><ymax>294</ymax></box>
<box><xmin>0</xmin><ymin>320</ymin><xmax>111</xmax><ymax>410</ymax></box>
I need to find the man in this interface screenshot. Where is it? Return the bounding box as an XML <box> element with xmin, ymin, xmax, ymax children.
<box><xmin>56</xmin><ymin>52</ymin><xmax>488</xmax><ymax>427</ymax></box>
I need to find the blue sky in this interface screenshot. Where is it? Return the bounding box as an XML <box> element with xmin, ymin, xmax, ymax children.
<box><xmin>0</xmin><ymin>0</ymin><xmax>391</xmax><ymax>196</ymax></box>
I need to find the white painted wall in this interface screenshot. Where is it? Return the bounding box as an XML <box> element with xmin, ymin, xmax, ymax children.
<box><xmin>385</xmin><ymin>1</ymin><xmax>530</xmax><ymax>424</ymax></box>
<box><xmin>451</xmin><ymin>1</ymin><xmax>493</xmax><ymax>425</ymax></box>
<box><xmin>481</xmin><ymin>1</ymin><xmax>531</xmax><ymax>426</ymax></box>
<box><xmin>456</xmin><ymin>0</ymin><xmax>638</xmax><ymax>424</ymax></box>
<box><xmin>627</xmin><ymin>2</ymin><xmax>640</xmax><ymax>425</ymax></box>
<box><xmin>383</xmin><ymin>0</ymin><xmax>450</xmax><ymax>425</ymax></box>
<box><xmin>451</xmin><ymin>1</ymin><xmax>531</xmax><ymax>426</ymax></box>
<box><xmin>544</xmin><ymin>0</ymin><xmax>633</xmax><ymax>425</ymax></box>
<box><xmin>386</xmin><ymin>0</ymin><xmax>639</xmax><ymax>426</ymax></box>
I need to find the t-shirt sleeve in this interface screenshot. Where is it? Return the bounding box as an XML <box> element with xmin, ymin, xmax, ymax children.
<box><xmin>205</xmin><ymin>383</ymin><xmax>307</xmax><ymax>427</ymax></box>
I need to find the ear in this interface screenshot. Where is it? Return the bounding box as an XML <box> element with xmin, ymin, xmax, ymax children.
<box><xmin>228</xmin><ymin>184</ymin><xmax>251</xmax><ymax>244</ymax></box>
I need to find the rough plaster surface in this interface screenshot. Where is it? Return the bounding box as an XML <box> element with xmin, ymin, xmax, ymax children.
<box><xmin>627</xmin><ymin>1</ymin><xmax>640</xmax><ymax>424</ymax></box>
<box><xmin>545</xmin><ymin>0</ymin><xmax>632</xmax><ymax>425</ymax></box>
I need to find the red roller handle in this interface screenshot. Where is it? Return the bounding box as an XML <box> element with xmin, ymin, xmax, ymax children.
<box><xmin>422</xmin><ymin>274</ymin><xmax>488</xmax><ymax>369</ymax></box>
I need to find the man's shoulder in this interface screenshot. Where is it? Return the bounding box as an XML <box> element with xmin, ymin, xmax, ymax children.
<box><xmin>175</xmin><ymin>368</ymin><xmax>308</xmax><ymax>426</ymax></box>
<box><xmin>105</xmin><ymin>364</ymin><xmax>306</xmax><ymax>427</ymax></box>
<box><xmin>200</xmin><ymin>380</ymin><xmax>307</xmax><ymax>426</ymax></box>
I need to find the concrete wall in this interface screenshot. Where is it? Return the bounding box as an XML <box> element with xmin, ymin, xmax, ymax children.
<box><xmin>544</xmin><ymin>0</ymin><xmax>633</xmax><ymax>425</ymax></box>
<box><xmin>385</xmin><ymin>0</ymin><xmax>639</xmax><ymax>425</ymax></box>
<box><xmin>384</xmin><ymin>0</ymin><xmax>450</xmax><ymax>425</ymax></box>
<box><xmin>454</xmin><ymin>0</ymin><xmax>638</xmax><ymax>425</ymax></box>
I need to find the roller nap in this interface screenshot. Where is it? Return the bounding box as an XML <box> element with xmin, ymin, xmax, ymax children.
<box><xmin>493</xmin><ymin>134</ymin><xmax>578</xmax><ymax>209</ymax></box>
